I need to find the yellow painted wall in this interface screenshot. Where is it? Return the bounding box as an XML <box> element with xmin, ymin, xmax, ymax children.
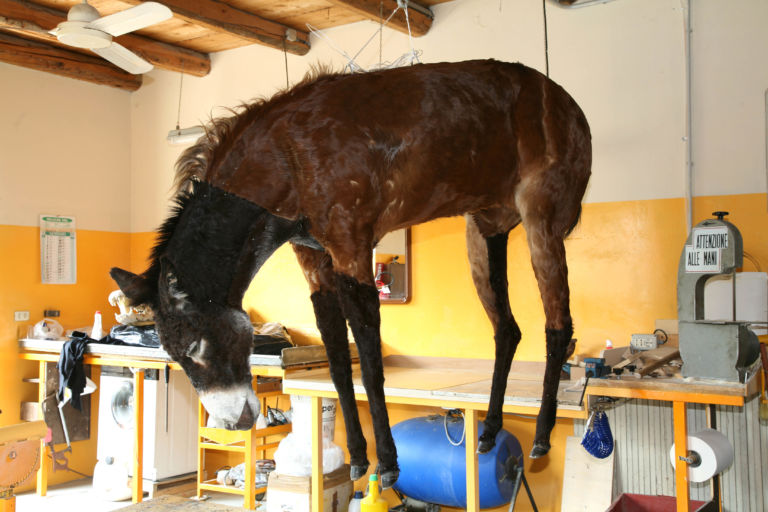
<box><xmin>125</xmin><ymin>192</ymin><xmax>767</xmax><ymax>511</ymax></box>
<box><xmin>0</xmin><ymin>225</ymin><xmax>130</xmax><ymax>491</ymax></box>
<box><xmin>240</xmin><ymin>198</ymin><xmax>692</xmax><ymax>361</ymax></box>
<box><xmin>4</xmin><ymin>192</ymin><xmax>761</xmax><ymax>505</ymax></box>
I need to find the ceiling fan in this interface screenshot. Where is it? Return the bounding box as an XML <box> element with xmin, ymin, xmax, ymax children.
<box><xmin>50</xmin><ymin>1</ymin><xmax>172</xmax><ymax>74</ymax></box>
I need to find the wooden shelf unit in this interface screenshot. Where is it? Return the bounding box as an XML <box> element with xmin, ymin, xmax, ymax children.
<box><xmin>196</xmin><ymin>379</ymin><xmax>291</xmax><ymax>509</ymax></box>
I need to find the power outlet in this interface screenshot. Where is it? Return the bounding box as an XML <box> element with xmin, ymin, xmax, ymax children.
<box><xmin>14</xmin><ymin>311</ymin><xmax>30</xmax><ymax>322</ymax></box>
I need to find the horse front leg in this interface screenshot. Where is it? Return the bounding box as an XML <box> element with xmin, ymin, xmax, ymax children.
<box><xmin>292</xmin><ymin>245</ymin><xmax>369</xmax><ymax>481</ymax></box>
<box><xmin>335</xmin><ymin>272</ymin><xmax>399</xmax><ymax>489</ymax></box>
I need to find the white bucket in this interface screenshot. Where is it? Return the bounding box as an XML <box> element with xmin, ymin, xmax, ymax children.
<box><xmin>290</xmin><ymin>395</ymin><xmax>337</xmax><ymax>442</ymax></box>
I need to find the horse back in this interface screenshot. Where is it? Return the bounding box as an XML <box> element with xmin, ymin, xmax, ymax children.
<box><xmin>208</xmin><ymin>60</ymin><xmax>591</xmax><ymax>245</ymax></box>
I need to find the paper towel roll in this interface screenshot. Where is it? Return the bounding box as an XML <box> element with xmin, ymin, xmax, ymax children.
<box><xmin>668</xmin><ymin>428</ymin><xmax>734</xmax><ymax>482</ymax></box>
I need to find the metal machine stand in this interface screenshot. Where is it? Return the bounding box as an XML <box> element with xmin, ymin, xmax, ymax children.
<box><xmin>506</xmin><ymin>457</ymin><xmax>538</xmax><ymax>512</ymax></box>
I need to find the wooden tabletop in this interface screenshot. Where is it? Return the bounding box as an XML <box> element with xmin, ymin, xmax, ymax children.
<box><xmin>586</xmin><ymin>365</ymin><xmax>761</xmax><ymax>406</ymax></box>
<box><xmin>283</xmin><ymin>355</ymin><xmax>587</xmax><ymax>418</ymax></box>
<box><xmin>17</xmin><ymin>337</ymin><xmax>285</xmax><ymax>374</ymax></box>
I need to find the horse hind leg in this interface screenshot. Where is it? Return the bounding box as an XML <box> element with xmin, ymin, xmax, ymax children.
<box><xmin>521</xmin><ymin>206</ymin><xmax>577</xmax><ymax>458</ymax></box>
<box><xmin>465</xmin><ymin>213</ymin><xmax>522</xmax><ymax>454</ymax></box>
<box><xmin>292</xmin><ymin>244</ymin><xmax>370</xmax><ymax>480</ymax></box>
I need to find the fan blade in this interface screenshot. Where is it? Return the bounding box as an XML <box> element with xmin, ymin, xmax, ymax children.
<box><xmin>88</xmin><ymin>2</ymin><xmax>172</xmax><ymax>37</ymax></box>
<box><xmin>93</xmin><ymin>42</ymin><xmax>153</xmax><ymax>74</ymax></box>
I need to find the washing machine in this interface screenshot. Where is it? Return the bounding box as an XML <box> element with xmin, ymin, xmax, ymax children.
<box><xmin>96</xmin><ymin>366</ymin><xmax>198</xmax><ymax>487</ymax></box>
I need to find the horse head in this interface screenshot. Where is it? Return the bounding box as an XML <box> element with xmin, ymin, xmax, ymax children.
<box><xmin>110</xmin><ymin>262</ymin><xmax>260</xmax><ymax>431</ymax></box>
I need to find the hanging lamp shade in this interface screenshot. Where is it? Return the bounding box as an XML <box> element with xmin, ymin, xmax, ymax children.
<box><xmin>167</xmin><ymin>125</ymin><xmax>205</xmax><ymax>145</ymax></box>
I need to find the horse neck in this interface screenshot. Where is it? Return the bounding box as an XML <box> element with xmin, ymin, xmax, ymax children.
<box><xmin>165</xmin><ymin>184</ymin><xmax>295</xmax><ymax>307</ymax></box>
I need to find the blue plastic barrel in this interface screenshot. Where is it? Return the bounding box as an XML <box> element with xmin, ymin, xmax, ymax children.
<box><xmin>391</xmin><ymin>415</ymin><xmax>523</xmax><ymax>509</ymax></box>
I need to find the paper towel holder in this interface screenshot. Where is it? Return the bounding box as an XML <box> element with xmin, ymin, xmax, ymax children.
<box><xmin>678</xmin><ymin>450</ymin><xmax>702</xmax><ymax>467</ymax></box>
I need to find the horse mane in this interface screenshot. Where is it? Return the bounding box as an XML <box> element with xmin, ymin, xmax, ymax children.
<box><xmin>150</xmin><ymin>184</ymin><xmax>199</xmax><ymax>265</ymax></box>
<box><xmin>173</xmin><ymin>63</ymin><xmax>341</xmax><ymax>195</ymax></box>
<box><xmin>137</xmin><ymin>182</ymin><xmax>200</xmax><ymax>288</ymax></box>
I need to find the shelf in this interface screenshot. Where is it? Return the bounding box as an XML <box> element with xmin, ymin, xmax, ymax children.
<box><xmin>199</xmin><ymin>479</ymin><xmax>268</xmax><ymax>495</ymax></box>
<box><xmin>199</xmin><ymin>423</ymin><xmax>291</xmax><ymax>446</ymax></box>
<box><xmin>197</xmin><ymin>375</ymin><xmax>290</xmax><ymax>510</ymax></box>
<box><xmin>199</xmin><ymin>442</ymin><xmax>245</xmax><ymax>453</ymax></box>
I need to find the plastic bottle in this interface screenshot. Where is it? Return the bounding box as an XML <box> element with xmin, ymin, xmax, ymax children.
<box><xmin>348</xmin><ymin>490</ymin><xmax>363</xmax><ymax>512</ymax></box>
<box><xmin>92</xmin><ymin>310</ymin><xmax>103</xmax><ymax>340</ymax></box>
<box><xmin>361</xmin><ymin>474</ymin><xmax>388</xmax><ymax>512</ymax></box>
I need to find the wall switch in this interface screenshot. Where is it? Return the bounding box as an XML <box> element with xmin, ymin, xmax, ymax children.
<box><xmin>14</xmin><ymin>311</ymin><xmax>30</xmax><ymax>322</ymax></box>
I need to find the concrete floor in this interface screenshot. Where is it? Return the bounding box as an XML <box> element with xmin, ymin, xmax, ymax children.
<box><xmin>15</xmin><ymin>478</ymin><xmax>265</xmax><ymax>512</ymax></box>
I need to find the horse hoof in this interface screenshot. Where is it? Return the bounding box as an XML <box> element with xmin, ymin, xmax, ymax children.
<box><xmin>350</xmin><ymin>464</ymin><xmax>369</xmax><ymax>481</ymax></box>
<box><xmin>529</xmin><ymin>442</ymin><xmax>550</xmax><ymax>459</ymax></box>
<box><xmin>380</xmin><ymin>467</ymin><xmax>400</xmax><ymax>489</ymax></box>
<box><xmin>477</xmin><ymin>434</ymin><xmax>496</xmax><ymax>454</ymax></box>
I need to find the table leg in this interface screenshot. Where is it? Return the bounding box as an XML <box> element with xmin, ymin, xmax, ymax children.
<box><xmin>36</xmin><ymin>361</ymin><xmax>48</xmax><ymax>497</ymax></box>
<box><xmin>464</xmin><ymin>408</ymin><xmax>479</xmax><ymax>512</ymax></box>
<box><xmin>197</xmin><ymin>400</ymin><xmax>205</xmax><ymax>500</ymax></box>
<box><xmin>311</xmin><ymin>396</ymin><xmax>324</xmax><ymax>512</ymax></box>
<box><xmin>673</xmin><ymin>400</ymin><xmax>690</xmax><ymax>512</ymax></box>
<box><xmin>245</xmin><ymin>427</ymin><xmax>257</xmax><ymax>510</ymax></box>
<box><xmin>705</xmin><ymin>404</ymin><xmax>721</xmax><ymax>511</ymax></box>
<box><xmin>132</xmin><ymin>369</ymin><xmax>145</xmax><ymax>503</ymax></box>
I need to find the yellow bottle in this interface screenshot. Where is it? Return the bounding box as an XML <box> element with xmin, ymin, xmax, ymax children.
<box><xmin>360</xmin><ymin>474</ymin><xmax>388</xmax><ymax>512</ymax></box>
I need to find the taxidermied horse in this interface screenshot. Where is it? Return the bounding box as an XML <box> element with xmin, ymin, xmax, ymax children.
<box><xmin>111</xmin><ymin>59</ymin><xmax>591</xmax><ymax>488</ymax></box>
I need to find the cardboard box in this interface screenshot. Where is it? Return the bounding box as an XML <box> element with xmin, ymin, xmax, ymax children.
<box><xmin>267</xmin><ymin>464</ymin><xmax>353</xmax><ymax>512</ymax></box>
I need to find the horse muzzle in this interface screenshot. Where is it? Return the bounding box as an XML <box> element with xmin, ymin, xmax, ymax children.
<box><xmin>199</xmin><ymin>384</ymin><xmax>261</xmax><ymax>430</ymax></box>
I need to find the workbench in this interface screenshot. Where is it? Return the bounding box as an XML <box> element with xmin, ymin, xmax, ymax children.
<box><xmin>282</xmin><ymin>355</ymin><xmax>587</xmax><ymax>512</ymax></box>
<box><xmin>17</xmin><ymin>338</ymin><xmax>288</xmax><ymax>505</ymax></box>
<box><xmin>586</xmin><ymin>370</ymin><xmax>761</xmax><ymax>512</ymax></box>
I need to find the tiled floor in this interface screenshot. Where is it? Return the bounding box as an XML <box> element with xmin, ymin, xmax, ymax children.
<box><xmin>15</xmin><ymin>478</ymin><xmax>264</xmax><ymax>511</ymax></box>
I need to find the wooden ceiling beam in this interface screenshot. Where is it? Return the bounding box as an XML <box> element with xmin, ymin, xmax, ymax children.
<box><xmin>326</xmin><ymin>0</ymin><xmax>433</xmax><ymax>37</ymax></box>
<box><xmin>0</xmin><ymin>0</ymin><xmax>210</xmax><ymax>76</ymax></box>
<box><xmin>0</xmin><ymin>32</ymin><xmax>141</xmax><ymax>90</ymax></box>
<box><xmin>120</xmin><ymin>0</ymin><xmax>310</xmax><ymax>56</ymax></box>
<box><xmin>116</xmin><ymin>33</ymin><xmax>210</xmax><ymax>77</ymax></box>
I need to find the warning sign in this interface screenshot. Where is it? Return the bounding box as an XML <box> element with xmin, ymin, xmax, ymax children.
<box><xmin>685</xmin><ymin>226</ymin><xmax>728</xmax><ymax>273</ymax></box>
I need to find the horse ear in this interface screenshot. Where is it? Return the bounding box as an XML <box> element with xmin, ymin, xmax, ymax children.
<box><xmin>110</xmin><ymin>267</ymin><xmax>157</xmax><ymax>307</ymax></box>
<box><xmin>160</xmin><ymin>258</ymin><xmax>190</xmax><ymax>308</ymax></box>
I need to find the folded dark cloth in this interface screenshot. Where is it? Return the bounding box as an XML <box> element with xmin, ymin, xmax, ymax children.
<box><xmin>57</xmin><ymin>331</ymin><xmax>91</xmax><ymax>411</ymax></box>
<box><xmin>57</xmin><ymin>324</ymin><xmax>162</xmax><ymax>411</ymax></box>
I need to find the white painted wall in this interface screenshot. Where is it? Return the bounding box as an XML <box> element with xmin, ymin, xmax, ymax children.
<box><xmin>1</xmin><ymin>0</ymin><xmax>765</xmax><ymax>232</ymax></box>
<box><xmin>690</xmin><ymin>0</ymin><xmax>768</xmax><ymax>197</ymax></box>
<box><xmin>0</xmin><ymin>64</ymin><xmax>131</xmax><ymax>231</ymax></box>
<box><xmin>126</xmin><ymin>0</ymin><xmax>705</xmax><ymax>231</ymax></box>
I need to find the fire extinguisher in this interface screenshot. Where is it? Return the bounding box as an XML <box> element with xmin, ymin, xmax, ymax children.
<box><xmin>375</xmin><ymin>263</ymin><xmax>391</xmax><ymax>298</ymax></box>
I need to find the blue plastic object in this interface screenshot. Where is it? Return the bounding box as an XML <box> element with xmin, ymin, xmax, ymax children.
<box><xmin>391</xmin><ymin>414</ymin><xmax>523</xmax><ymax>509</ymax></box>
<box><xmin>581</xmin><ymin>410</ymin><xmax>614</xmax><ymax>459</ymax></box>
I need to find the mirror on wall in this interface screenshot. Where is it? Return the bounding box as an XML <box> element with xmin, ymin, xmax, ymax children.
<box><xmin>373</xmin><ymin>228</ymin><xmax>410</xmax><ymax>303</ymax></box>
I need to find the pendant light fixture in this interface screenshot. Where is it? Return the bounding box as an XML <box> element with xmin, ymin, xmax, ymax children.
<box><xmin>167</xmin><ymin>71</ymin><xmax>204</xmax><ymax>145</ymax></box>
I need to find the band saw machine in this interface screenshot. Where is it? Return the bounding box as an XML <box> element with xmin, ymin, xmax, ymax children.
<box><xmin>677</xmin><ymin>211</ymin><xmax>761</xmax><ymax>382</ymax></box>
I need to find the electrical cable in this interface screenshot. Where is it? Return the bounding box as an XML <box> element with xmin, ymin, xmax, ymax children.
<box><xmin>542</xmin><ymin>0</ymin><xmax>550</xmax><ymax>77</ymax></box>
<box><xmin>444</xmin><ymin>409</ymin><xmax>466</xmax><ymax>446</ymax></box>
<box><xmin>743</xmin><ymin>251</ymin><xmax>763</xmax><ymax>272</ymax></box>
<box><xmin>283</xmin><ymin>39</ymin><xmax>289</xmax><ymax>88</ymax></box>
